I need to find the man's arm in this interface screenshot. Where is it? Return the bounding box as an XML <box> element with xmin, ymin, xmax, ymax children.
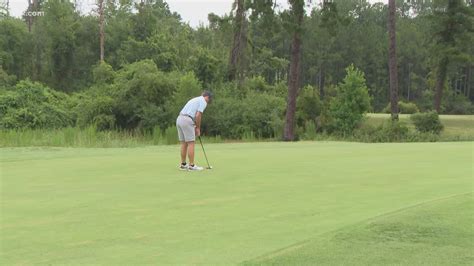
<box><xmin>194</xmin><ymin>111</ymin><xmax>202</xmax><ymax>136</ymax></box>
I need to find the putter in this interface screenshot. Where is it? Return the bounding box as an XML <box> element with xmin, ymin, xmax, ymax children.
<box><xmin>198</xmin><ymin>136</ymin><xmax>212</xmax><ymax>169</ymax></box>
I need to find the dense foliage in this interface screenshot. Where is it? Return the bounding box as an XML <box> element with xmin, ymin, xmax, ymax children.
<box><xmin>328</xmin><ymin>65</ymin><xmax>371</xmax><ymax>135</ymax></box>
<box><xmin>410</xmin><ymin>111</ymin><xmax>444</xmax><ymax>134</ymax></box>
<box><xmin>0</xmin><ymin>0</ymin><xmax>473</xmax><ymax>140</ymax></box>
<box><xmin>0</xmin><ymin>80</ymin><xmax>75</xmax><ymax>129</ymax></box>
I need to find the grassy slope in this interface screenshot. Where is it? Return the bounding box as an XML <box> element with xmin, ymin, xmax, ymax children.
<box><xmin>1</xmin><ymin>142</ymin><xmax>473</xmax><ymax>264</ymax></box>
<box><xmin>244</xmin><ymin>193</ymin><xmax>473</xmax><ymax>265</ymax></box>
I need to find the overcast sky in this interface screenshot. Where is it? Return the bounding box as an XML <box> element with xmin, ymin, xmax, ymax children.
<box><xmin>6</xmin><ymin>0</ymin><xmax>387</xmax><ymax>28</ymax></box>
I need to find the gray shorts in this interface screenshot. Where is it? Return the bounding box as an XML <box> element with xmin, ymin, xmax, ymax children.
<box><xmin>176</xmin><ymin>115</ymin><xmax>195</xmax><ymax>142</ymax></box>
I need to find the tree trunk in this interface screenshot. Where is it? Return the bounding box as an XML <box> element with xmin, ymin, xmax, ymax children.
<box><xmin>467</xmin><ymin>65</ymin><xmax>472</xmax><ymax>100</ymax></box>
<box><xmin>434</xmin><ymin>57</ymin><xmax>449</xmax><ymax>113</ymax></box>
<box><xmin>407</xmin><ymin>63</ymin><xmax>411</xmax><ymax>101</ymax></box>
<box><xmin>26</xmin><ymin>0</ymin><xmax>33</xmax><ymax>32</ymax></box>
<box><xmin>98</xmin><ymin>0</ymin><xmax>105</xmax><ymax>62</ymax></box>
<box><xmin>284</xmin><ymin>0</ymin><xmax>304</xmax><ymax>141</ymax></box>
<box><xmin>319</xmin><ymin>66</ymin><xmax>325</xmax><ymax>99</ymax></box>
<box><xmin>388</xmin><ymin>0</ymin><xmax>399</xmax><ymax>120</ymax></box>
<box><xmin>228</xmin><ymin>0</ymin><xmax>246</xmax><ymax>82</ymax></box>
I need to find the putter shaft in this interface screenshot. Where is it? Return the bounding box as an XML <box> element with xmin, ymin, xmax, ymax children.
<box><xmin>198</xmin><ymin>136</ymin><xmax>212</xmax><ymax>169</ymax></box>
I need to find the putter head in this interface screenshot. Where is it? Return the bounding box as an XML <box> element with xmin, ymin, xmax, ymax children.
<box><xmin>207</xmin><ymin>166</ymin><xmax>213</xmax><ymax>169</ymax></box>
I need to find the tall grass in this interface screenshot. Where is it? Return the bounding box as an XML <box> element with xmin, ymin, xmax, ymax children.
<box><xmin>302</xmin><ymin>120</ymin><xmax>317</xmax><ymax>140</ymax></box>
<box><xmin>0</xmin><ymin>126</ymin><xmax>180</xmax><ymax>147</ymax></box>
<box><xmin>1</xmin><ymin>114</ymin><xmax>472</xmax><ymax>147</ymax></box>
<box><xmin>0</xmin><ymin>126</ymin><xmax>229</xmax><ymax>148</ymax></box>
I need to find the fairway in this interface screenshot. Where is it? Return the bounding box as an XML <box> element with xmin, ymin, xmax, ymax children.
<box><xmin>1</xmin><ymin>142</ymin><xmax>473</xmax><ymax>264</ymax></box>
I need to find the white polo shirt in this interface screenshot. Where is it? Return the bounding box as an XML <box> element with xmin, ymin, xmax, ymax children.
<box><xmin>180</xmin><ymin>96</ymin><xmax>207</xmax><ymax>119</ymax></box>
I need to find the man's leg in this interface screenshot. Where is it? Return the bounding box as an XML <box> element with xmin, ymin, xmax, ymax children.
<box><xmin>177</xmin><ymin>116</ymin><xmax>186</xmax><ymax>166</ymax></box>
<box><xmin>180</xmin><ymin>142</ymin><xmax>188</xmax><ymax>164</ymax></box>
<box><xmin>187</xmin><ymin>141</ymin><xmax>195</xmax><ymax>166</ymax></box>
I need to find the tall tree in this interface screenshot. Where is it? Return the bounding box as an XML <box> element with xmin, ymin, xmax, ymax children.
<box><xmin>228</xmin><ymin>0</ymin><xmax>247</xmax><ymax>82</ymax></box>
<box><xmin>284</xmin><ymin>0</ymin><xmax>305</xmax><ymax>141</ymax></box>
<box><xmin>388</xmin><ymin>0</ymin><xmax>399</xmax><ymax>120</ymax></box>
<box><xmin>25</xmin><ymin>0</ymin><xmax>40</xmax><ymax>32</ymax></box>
<box><xmin>431</xmin><ymin>0</ymin><xmax>473</xmax><ymax>112</ymax></box>
<box><xmin>0</xmin><ymin>0</ymin><xmax>9</xmax><ymax>17</ymax></box>
<box><xmin>98</xmin><ymin>0</ymin><xmax>105</xmax><ymax>62</ymax></box>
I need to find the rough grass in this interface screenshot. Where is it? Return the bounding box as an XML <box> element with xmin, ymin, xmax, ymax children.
<box><xmin>1</xmin><ymin>142</ymin><xmax>472</xmax><ymax>264</ymax></box>
<box><xmin>365</xmin><ymin>114</ymin><xmax>474</xmax><ymax>141</ymax></box>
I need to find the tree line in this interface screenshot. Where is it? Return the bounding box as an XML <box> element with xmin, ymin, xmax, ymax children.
<box><xmin>0</xmin><ymin>0</ymin><xmax>473</xmax><ymax>140</ymax></box>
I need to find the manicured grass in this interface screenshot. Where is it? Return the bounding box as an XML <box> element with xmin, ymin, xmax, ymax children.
<box><xmin>1</xmin><ymin>142</ymin><xmax>472</xmax><ymax>264</ymax></box>
<box><xmin>245</xmin><ymin>193</ymin><xmax>473</xmax><ymax>265</ymax></box>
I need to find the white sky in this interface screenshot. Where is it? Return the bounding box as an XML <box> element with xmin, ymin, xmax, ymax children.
<box><xmin>5</xmin><ymin>0</ymin><xmax>387</xmax><ymax>27</ymax></box>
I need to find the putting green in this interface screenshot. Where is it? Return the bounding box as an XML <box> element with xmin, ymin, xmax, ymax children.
<box><xmin>1</xmin><ymin>142</ymin><xmax>472</xmax><ymax>264</ymax></box>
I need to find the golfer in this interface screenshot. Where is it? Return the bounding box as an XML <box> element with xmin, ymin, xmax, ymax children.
<box><xmin>176</xmin><ymin>91</ymin><xmax>213</xmax><ymax>171</ymax></box>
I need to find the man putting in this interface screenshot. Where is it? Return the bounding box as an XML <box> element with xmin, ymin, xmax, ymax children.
<box><xmin>176</xmin><ymin>91</ymin><xmax>213</xmax><ymax>171</ymax></box>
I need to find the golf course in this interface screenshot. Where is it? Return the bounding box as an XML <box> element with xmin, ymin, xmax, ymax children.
<box><xmin>1</xmin><ymin>0</ymin><xmax>474</xmax><ymax>264</ymax></box>
<box><xmin>1</xmin><ymin>141</ymin><xmax>472</xmax><ymax>264</ymax></box>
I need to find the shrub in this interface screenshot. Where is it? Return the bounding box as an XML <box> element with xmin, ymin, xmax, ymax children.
<box><xmin>92</xmin><ymin>62</ymin><xmax>115</xmax><ymax>85</ymax></box>
<box><xmin>75</xmin><ymin>93</ymin><xmax>117</xmax><ymax>130</ymax></box>
<box><xmin>410</xmin><ymin>111</ymin><xmax>443</xmax><ymax>134</ymax></box>
<box><xmin>443</xmin><ymin>92</ymin><xmax>473</xmax><ymax>114</ymax></box>
<box><xmin>0</xmin><ymin>80</ymin><xmax>75</xmax><ymax>129</ymax></box>
<box><xmin>77</xmin><ymin>60</ymin><xmax>202</xmax><ymax>131</ymax></box>
<box><xmin>399</xmin><ymin>101</ymin><xmax>420</xmax><ymax>114</ymax></box>
<box><xmin>297</xmin><ymin>85</ymin><xmax>322</xmax><ymax>128</ymax></box>
<box><xmin>205</xmin><ymin>90</ymin><xmax>285</xmax><ymax>139</ymax></box>
<box><xmin>383</xmin><ymin>101</ymin><xmax>420</xmax><ymax>114</ymax></box>
<box><xmin>377</xmin><ymin>120</ymin><xmax>410</xmax><ymax>142</ymax></box>
<box><xmin>0</xmin><ymin>68</ymin><xmax>16</xmax><ymax>87</ymax></box>
<box><xmin>328</xmin><ymin>65</ymin><xmax>371</xmax><ymax>135</ymax></box>
<box><xmin>354</xmin><ymin>120</ymin><xmax>440</xmax><ymax>142</ymax></box>
<box><xmin>359</xmin><ymin>120</ymin><xmax>408</xmax><ymax>142</ymax></box>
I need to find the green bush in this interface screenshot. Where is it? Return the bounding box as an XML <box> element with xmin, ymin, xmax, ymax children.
<box><xmin>353</xmin><ymin>121</ymin><xmax>407</xmax><ymax>142</ymax></box>
<box><xmin>0</xmin><ymin>67</ymin><xmax>16</xmax><ymax>87</ymax></box>
<box><xmin>112</xmin><ymin>60</ymin><xmax>176</xmax><ymax>129</ymax></box>
<box><xmin>205</xmin><ymin>89</ymin><xmax>285</xmax><ymax>139</ymax></box>
<box><xmin>328</xmin><ymin>65</ymin><xmax>371</xmax><ymax>135</ymax></box>
<box><xmin>399</xmin><ymin>101</ymin><xmax>420</xmax><ymax>114</ymax></box>
<box><xmin>0</xmin><ymin>80</ymin><xmax>75</xmax><ymax>129</ymax></box>
<box><xmin>383</xmin><ymin>101</ymin><xmax>420</xmax><ymax>114</ymax></box>
<box><xmin>297</xmin><ymin>85</ymin><xmax>322</xmax><ymax>128</ymax></box>
<box><xmin>443</xmin><ymin>92</ymin><xmax>473</xmax><ymax>115</ymax></box>
<box><xmin>377</xmin><ymin>120</ymin><xmax>410</xmax><ymax>142</ymax></box>
<box><xmin>92</xmin><ymin>62</ymin><xmax>115</xmax><ymax>85</ymax></box>
<box><xmin>76</xmin><ymin>60</ymin><xmax>203</xmax><ymax>131</ymax></box>
<box><xmin>410</xmin><ymin>111</ymin><xmax>444</xmax><ymax>134</ymax></box>
<box><xmin>75</xmin><ymin>93</ymin><xmax>116</xmax><ymax>130</ymax></box>
<box><xmin>354</xmin><ymin>120</ymin><xmax>440</xmax><ymax>143</ymax></box>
